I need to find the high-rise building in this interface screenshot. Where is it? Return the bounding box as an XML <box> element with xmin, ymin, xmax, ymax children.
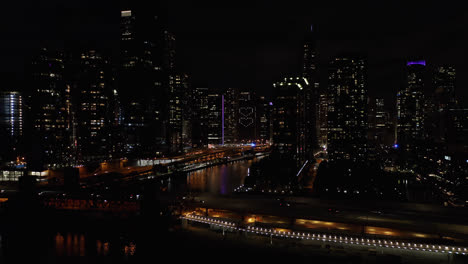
<box><xmin>0</xmin><ymin>91</ymin><xmax>23</xmax><ymax>139</ymax></box>
<box><xmin>396</xmin><ymin>60</ymin><xmax>426</xmax><ymax>153</ymax></box>
<box><xmin>256</xmin><ymin>96</ymin><xmax>272</xmax><ymax>143</ymax></box>
<box><xmin>192</xmin><ymin>87</ymin><xmax>209</xmax><ymax>148</ymax></box>
<box><xmin>167</xmin><ymin>73</ymin><xmax>191</xmax><ymax>152</ymax></box>
<box><xmin>317</xmin><ymin>93</ymin><xmax>328</xmax><ymax>148</ymax></box>
<box><xmin>74</xmin><ymin>50</ymin><xmax>112</xmax><ymax>161</ymax></box>
<box><xmin>28</xmin><ymin>48</ymin><xmax>71</xmax><ymax>169</ymax></box>
<box><xmin>433</xmin><ymin>66</ymin><xmax>456</xmax><ymax>111</ymax></box>
<box><xmin>302</xmin><ymin>25</ymin><xmax>320</xmax><ymax>153</ymax></box>
<box><xmin>223</xmin><ymin>87</ymin><xmax>239</xmax><ymax>144</ymax></box>
<box><xmin>369</xmin><ymin>97</ymin><xmax>393</xmax><ymax>147</ymax></box>
<box><xmin>238</xmin><ymin>90</ymin><xmax>256</xmax><ymax>142</ymax></box>
<box><xmin>432</xmin><ymin>66</ymin><xmax>456</xmax><ymax>144</ymax></box>
<box><xmin>302</xmin><ymin>25</ymin><xmax>317</xmax><ymax>80</ymax></box>
<box><xmin>108</xmin><ymin>85</ymin><xmax>125</xmax><ymax>159</ymax></box>
<box><xmin>272</xmin><ymin>77</ymin><xmax>311</xmax><ymax>164</ymax></box>
<box><xmin>207</xmin><ymin>91</ymin><xmax>223</xmax><ymax>145</ymax></box>
<box><xmin>446</xmin><ymin>107</ymin><xmax>468</xmax><ymax>154</ymax></box>
<box><xmin>119</xmin><ymin>4</ymin><xmax>173</xmax><ymax>156</ymax></box>
<box><xmin>0</xmin><ymin>90</ymin><xmax>23</xmax><ymax>161</ymax></box>
<box><xmin>327</xmin><ymin>55</ymin><xmax>368</xmax><ymax>163</ymax></box>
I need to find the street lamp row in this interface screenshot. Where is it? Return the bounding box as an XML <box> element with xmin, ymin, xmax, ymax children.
<box><xmin>181</xmin><ymin>214</ymin><xmax>467</xmax><ymax>255</ymax></box>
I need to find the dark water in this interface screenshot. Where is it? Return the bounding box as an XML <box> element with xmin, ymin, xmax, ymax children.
<box><xmin>168</xmin><ymin>157</ymin><xmax>262</xmax><ymax>195</ymax></box>
<box><xmin>0</xmin><ymin>158</ymin><xmax>262</xmax><ymax>262</ymax></box>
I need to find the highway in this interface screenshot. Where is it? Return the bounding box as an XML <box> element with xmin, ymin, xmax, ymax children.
<box><xmin>181</xmin><ymin>193</ymin><xmax>468</xmax><ymax>242</ymax></box>
<box><xmin>180</xmin><ymin>213</ymin><xmax>468</xmax><ymax>263</ymax></box>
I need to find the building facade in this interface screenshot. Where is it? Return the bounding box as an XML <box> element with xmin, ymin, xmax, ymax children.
<box><xmin>272</xmin><ymin>77</ymin><xmax>311</xmax><ymax>164</ymax></box>
<box><xmin>396</xmin><ymin>60</ymin><xmax>426</xmax><ymax>153</ymax></box>
<box><xmin>223</xmin><ymin>87</ymin><xmax>239</xmax><ymax>144</ymax></box>
<box><xmin>327</xmin><ymin>56</ymin><xmax>368</xmax><ymax>163</ymax></box>
<box><xmin>0</xmin><ymin>91</ymin><xmax>23</xmax><ymax>161</ymax></box>
<box><xmin>29</xmin><ymin>48</ymin><xmax>71</xmax><ymax>169</ymax></box>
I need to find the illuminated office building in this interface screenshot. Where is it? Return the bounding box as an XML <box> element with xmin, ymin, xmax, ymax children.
<box><xmin>302</xmin><ymin>24</ymin><xmax>320</xmax><ymax>152</ymax></box>
<box><xmin>327</xmin><ymin>55</ymin><xmax>368</xmax><ymax>162</ymax></box>
<box><xmin>223</xmin><ymin>87</ymin><xmax>239</xmax><ymax>144</ymax></box>
<box><xmin>317</xmin><ymin>93</ymin><xmax>328</xmax><ymax>148</ymax></box>
<box><xmin>256</xmin><ymin>95</ymin><xmax>272</xmax><ymax>143</ymax></box>
<box><xmin>119</xmin><ymin>3</ymin><xmax>174</xmax><ymax>156</ymax></box>
<box><xmin>396</xmin><ymin>60</ymin><xmax>425</xmax><ymax>153</ymax></box>
<box><xmin>238</xmin><ymin>90</ymin><xmax>256</xmax><ymax>142</ymax></box>
<box><xmin>0</xmin><ymin>91</ymin><xmax>23</xmax><ymax>138</ymax></box>
<box><xmin>75</xmin><ymin>50</ymin><xmax>112</xmax><ymax>161</ymax></box>
<box><xmin>446</xmin><ymin>107</ymin><xmax>468</xmax><ymax>154</ymax></box>
<box><xmin>272</xmin><ymin>77</ymin><xmax>311</xmax><ymax>163</ymax></box>
<box><xmin>432</xmin><ymin>66</ymin><xmax>456</xmax><ymax>144</ymax></box>
<box><xmin>369</xmin><ymin>97</ymin><xmax>393</xmax><ymax>147</ymax></box>
<box><xmin>192</xmin><ymin>87</ymin><xmax>209</xmax><ymax>147</ymax></box>
<box><xmin>29</xmin><ymin>48</ymin><xmax>71</xmax><ymax>168</ymax></box>
<box><xmin>433</xmin><ymin>66</ymin><xmax>456</xmax><ymax>111</ymax></box>
<box><xmin>207</xmin><ymin>91</ymin><xmax>223</xmax><ymax>145</ymax></box>
<box><xmin>168</xmin><ymin>73</ymin><xmax>191</xmax><ymax>152</ymax></box>
<box><xmin>0</xmin><ymin>91</ymin><xmax>23</xmax><ymax>160</ymax></box>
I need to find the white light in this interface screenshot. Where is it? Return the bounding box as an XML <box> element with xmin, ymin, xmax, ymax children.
<box><xmin>121</xmin><ymin>10</ymin><xmax>132</xmax><ymax>17</ymax></box>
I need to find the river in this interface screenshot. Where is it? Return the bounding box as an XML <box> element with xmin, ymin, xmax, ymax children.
<box><xmin>167</xmin><ymin>157</ymin><xmax>262</xmax><ymax>195</ymax></box>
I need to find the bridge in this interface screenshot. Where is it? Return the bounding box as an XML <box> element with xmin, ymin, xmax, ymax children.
<box><xmin>180</xmin><ymin>213</ymin><xmax>467</xmax><ymax>262</ymax></box>
<box><xmin>177</xmin><ymin>193</ymin><xmax>468</xmax><ymax>254</ymax></box>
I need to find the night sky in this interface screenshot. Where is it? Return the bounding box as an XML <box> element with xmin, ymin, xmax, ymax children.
<box><xmin>2</xmin><ymin>0</ymin><xmax>468</xmax><ymax>107</ymax></box>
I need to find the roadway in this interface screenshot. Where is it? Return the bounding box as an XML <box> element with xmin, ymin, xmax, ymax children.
<box><xmin>181</xmin><ymin>214</ymin><xmax>468</xmax><ymax>263</ymax></box>
<box><xmin>182</xmin><ymin>193</ymin><xmax>468</xmax><ymax>242</ymax></box>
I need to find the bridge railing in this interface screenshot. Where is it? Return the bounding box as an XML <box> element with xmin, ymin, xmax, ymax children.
<box><xmin>181</xmin><ymin>213</ymin><xmax>468</xmax><ymax>256</ymax></box>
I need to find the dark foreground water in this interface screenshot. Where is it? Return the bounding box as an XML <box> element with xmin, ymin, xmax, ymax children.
<box><xmin>0</xmin><ymin>158</ymin><xmax>262</xmax><ymax>263</ymax></box>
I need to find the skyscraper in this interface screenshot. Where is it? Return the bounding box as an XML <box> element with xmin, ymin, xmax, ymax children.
<box><xmin>302</xmin><ymin>25</ymin><xmax>318</xmax><ymax>80</ymax></box>
<box><xmin>256</xmin><ymin>96</ymin><xmax>272</xmax><ymax>143</ymax></box>
<box><xmin>0</xmin><ymin>91</ymin><xmax>23</xmax><ymax>139</ymax></box>
<box><xmin>192</xmin><ymin>87</ymin><xmax>209</xmax><ymax>148</ymax></box>
<box><xmin>223</xmin><ymin>87</ymin><xmax>239</xmax><ymax>144</ymax></box>
<box><xmin>167</xmin><ymin>73</ymin><xmax>191</xmax><ymax>152</ymax></box>
<box><xmin>0</xmin><ymin>90</ymin><xmax>23</xmax><ymax>161</ymax></box>
<box><xmin>327</xmin><ymin>55</ymin><xmax>368</xmax><ymax>163</ymax></box>
<box><xmin>396</xmin><ymin>60</ymin><xmax>426</xmax><ymax>153</ymax></box>
<box><xmin>317</xmin><ymin>93</ymin><xmax>328</xmax><ymax>148</ymax></box>
<box><xmin>74</xmin><ymin>50</ymin><xmax>112</xmax><ymax>161</ymax></box>
<box><xmin>207</xmin><ymin>91</ymin><xmax>223</xmax><ymax>145</ymax></box>
<box><xmin>119</xmin><ymin>4</ymin><xmax>173</xmax><ymax>156</ymax></box>
<box><xmin>238</xmin><ymin>90</ymin><xmax>256</xmax><ymax>142</ymax></box>
<box><xmin>433</xmin><ymin>66</ymin><xmax>456</xmax><ymax>111</ymax></box>
<box><xmin>446</xmin><ymin>107</ymin><xmax>468</xmax><ymax>154</ymax></box>
<box><xmin>272</xmin><ymin>77</ymin><xmax>311</xmax><ymax>164</ymax></box>
<box><xmin>302</xmin><ymin>25</ymin><xmax>320</xmax><ymax>153</ymax></box>
<box><xmin>433</xmin><ymin>66</ymin><xmax>456</xmax><ymax>144</ymax></box>
<box><xmin>368</xmin><ymin>97</ymin><xmax>393</xmax><ymax>147</ymax></box>
<box><xmin>28</xmin><ymin>48</ymin><xmax>71</xmax><ymax>169</ymax></box>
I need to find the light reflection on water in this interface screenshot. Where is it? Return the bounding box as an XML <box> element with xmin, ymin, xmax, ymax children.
<box><xmin>54</xmin><ymin>232</ymin><xmax>136</xmax><ymax>257</ymax></box>
<box><xmin>183</xmin><ymin>158</ymin><xmax>261</xmax><ymax>195</ymax></box>
<box><xmin>3</xmin><ymin>158</ymin><xmax>262</xmax><ymax>258</ymax></box>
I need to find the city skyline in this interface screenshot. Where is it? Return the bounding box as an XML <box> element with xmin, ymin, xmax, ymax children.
<box><xmin>0</xmin><ymin>1</ymin><xmax>467</xmax><ymax>263</ymax></box>
<box><xmin>2</xmin><ymin>1</ymin><xmax>468</xmax><ymax>105</ymax></box>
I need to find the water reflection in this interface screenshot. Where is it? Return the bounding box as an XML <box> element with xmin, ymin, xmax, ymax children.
<box><xmin>181</xmin><ymin>158</ymin><xmax>261</xmax><ymax>195</ymax></box>
<box><xmin>53</xmin><ymin>232</ymin><xmax>136</xmax><ymax>257</ymax></box>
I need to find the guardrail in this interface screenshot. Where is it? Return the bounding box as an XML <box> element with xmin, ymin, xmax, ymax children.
<box><xmin>181</xmin><ymin>214</ymin><xmax>468</xmax><ymax>255</ymax></box>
